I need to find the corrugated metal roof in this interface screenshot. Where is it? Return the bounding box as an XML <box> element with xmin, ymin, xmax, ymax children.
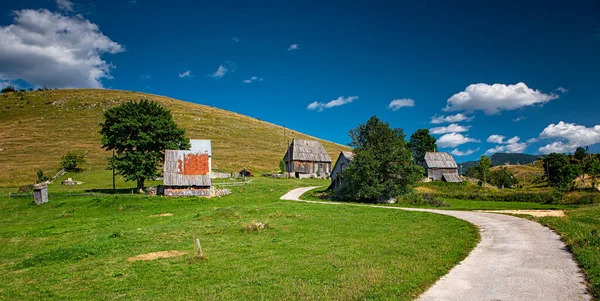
<box><xmin>284</xmin><ymin>139</ymin><xmax>332</xmax><ymax>162</ymax></box>
<box><xmin>424</xmin><ymin>152</ymin><xmax>458</xmax><ymax>168</ymax></box>
<box><xmin>190</xmin><ymin>139</ymin><xmax>211</xmax><ymax>156</ymax></box>
<box><xmin>442</xmin><ymin>172</ymin><xmax>462</xmax><ymax>183</ymax></box>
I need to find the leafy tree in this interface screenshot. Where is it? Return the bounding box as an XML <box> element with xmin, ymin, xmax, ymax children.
<box><xmin>279</xmin><ymin>159</ymin><xmax>286</xmax><ymax>173</ymax></box>
<box><xmin>574</xmin><ymin>147</ymin><xmax>587</xmax><ymax>161</ymax></box>
<box><xmin>489</xmin><ymin>168</ymin><xmax>518</xmax><ymax>189</ymax></box>
<box><xmin>100</xmin><ymin>99</ymin><xmax>190</xmax><ymax>191</ymax></box>
<box><xmin>407</xmin><ymin>129</ymin><xmax>437</xmax><ymax>165</ymax></box>
<box><xmin>36</xmin><ymin>169</ymin><xmax>49</xmax><ymax>184</ymax></box>
<box><xmin>543</xmin><ymin>153</ymin><xmax>581</xmax><ymax>190</ymax></box>
<box><xmin>60</xmin><ymin>151</ymin><xmax>87</xmax><ymax>172</ymax></box>
<box><xmin>1</xmin><ymin>86</ymin><xmax>16</xmax><ymax>93</ymax></box>
<box><xmin>333</xmin><ymin>116</ymin><xmax>423</xmax><ymax>203</ymax></box>
<box><xmin>585</xmin><ymin>157</ymin><xmax>600</xmax><ymax>188</ymax></box>
<box><xmin>474</xmin><ymin>156</ymin><xmax>492</xmax><ymax>183</ymax></box>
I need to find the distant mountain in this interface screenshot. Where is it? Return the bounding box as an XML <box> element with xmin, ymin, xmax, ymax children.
<box><xmin>458</xmin><ymin>153</ymin><xmax>541</xmax><ymax>174</ymax></box>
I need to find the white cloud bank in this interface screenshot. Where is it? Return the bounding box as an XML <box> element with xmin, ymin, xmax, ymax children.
<box><xmin>450</xmin><ymin>148</ymin><xmax>480</xmax><ymax>156</ymax></box>
<box><xmin>485</xmin><ymin>135</ymin><xmax>527</xmax><ymax>155</ymax></box>
<box><xmin>538</xmin><ymin>121</ymin><xmax>600</xmax><ymax>154</ymax></box>
<box><xmin>444</xmin><ymin>82</ymin><xmax>558</xmax><ymax>115</ymax></box>
<box><xmin>0</xmin><ymin>8</ymin><xmax>124</xmax><ymax>88</ymax></box>
<box><xmin>430</xmin><ymin>113</ymin><xmax>473</xmax><ymax>124</ymax></box>
<box><xmin>387</xmin><ymin>98</ymin><xmax>414</xmax><ymax>111</ymax></box>
<box><xmin>307</xmin><ymin>96</ymin><xmax>358</xmax><ymax>112</ymax></box>
<box><xmin>430</xmin><ymin>123</ymin><xmax>470</xmax><ymax>135</ymax></box>
<box><xmin>437</xmin><ymin>133</ymin><xmax>479</xmax><ymax>148</ymax></box>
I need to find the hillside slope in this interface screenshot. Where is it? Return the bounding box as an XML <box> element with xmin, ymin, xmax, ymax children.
<box><xmin>0</xmin><ymin>89</ymin><xmax>350</xmax><ymax>187</ymax></box>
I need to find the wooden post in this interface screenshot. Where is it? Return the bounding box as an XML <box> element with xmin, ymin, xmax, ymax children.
<box><xmin>195</xmin><ymin>238</ymin><xmax>203</xmax><ymax>257</ymax></box>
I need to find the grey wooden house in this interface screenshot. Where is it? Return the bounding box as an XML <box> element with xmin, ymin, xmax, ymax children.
<box><xmin>424</xmin><ymin>152</ymin><xmax>461</xmax><ymax>182</ymax></box>
<box><xmin>330</xmin><ymin>151</ymin><xmax>353</xmax><ymax>190</ymax></box>
<box><xmin>283</xmin><ymin>139</ymin><xmax>332</xmax><ymax>178</ymax></box>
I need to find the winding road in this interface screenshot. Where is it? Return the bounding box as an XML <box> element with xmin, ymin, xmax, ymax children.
<box><xmin>281</xmin><ymin>186</ymin><xmax>591</xmax><ymax>301</ymax></box>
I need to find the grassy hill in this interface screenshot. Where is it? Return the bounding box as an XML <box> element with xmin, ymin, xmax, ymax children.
<box><xmin>0</xmin><ymin>89</ymin><xmax>350</xmax><ymax>187</ymax></box>
<box><xmin>460</xmin><ymin>153</ymin><xmax>541</xmax><ymax>174</ymax></box>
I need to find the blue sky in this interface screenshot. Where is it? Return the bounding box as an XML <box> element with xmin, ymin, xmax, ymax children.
<box><xmin>1</xmin><ymin>0</ymin><xmax>599</xmax><ymax>162</ymax></box>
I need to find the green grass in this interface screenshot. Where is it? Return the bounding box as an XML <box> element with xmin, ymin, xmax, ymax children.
<box><xmin>532</xmin><ymin>205</ymin><xmax>600</xmax><ymax>299</ymax></box>
<box><xmin>0</xmin><ymin>177</ymin><xmax>479</xmax><ymax>300</ymax></box>
<box><xmin>0</xmin><ymin>89</ymin><xmax>350</xmax><ymax>187</ymax></box>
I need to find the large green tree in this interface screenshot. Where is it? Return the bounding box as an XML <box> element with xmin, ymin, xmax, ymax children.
<box><xmin>543</xmin><ymin>153</ymin><xmax>581</xmax><ymax>190</ymax></box>
<box><xmin>334</xmin><ymin>116</ymin><xmax>423</xmax><ymax>203</ymax></box>
<box><xmin>100</xmin><ymin>99</ymin><xmax>190</xmax><ymax>191</ymax></box>
<box><xmin>407</xmin><ymin>129</ymin><xmax>437</xmax><ymax>165</ymax></box>
<box><xmin>585</xmin><ymin>157</ymin><xmax>600</xmax><ymax>188</ymax></box>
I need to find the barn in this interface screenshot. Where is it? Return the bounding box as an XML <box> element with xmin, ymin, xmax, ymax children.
<box><xmin>283</xmin><ymin>139</ymin><xmax>332</xmax><ymax>178</ymax></box>
<box><xmin>330</xmin><ymin>151</ymin><xmax>353</xmax><ymax>190</ymax></box>
<box><xmin>163</xmin><ymin>140</ymin><xmax>212</xmax><ymax>196</ymax></box>
<box><xmin>424</xmin><ymin>152</ymin><xmax>461</xmax><ymax>182</ymax></box>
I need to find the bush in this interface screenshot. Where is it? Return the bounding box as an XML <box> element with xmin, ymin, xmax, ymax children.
<box><xmin>36</xmin><ymin>170</ymin><xmax>49</xmax><ymax>184</ymax></box>
<box><xmin>60</xmin><ymin>151</ymin><xmax>86</xmax><ymax>172</ymax></box>
<box><xmin>397</xmin><ymin>190</ymin><xmax>450</xmax><ymax>207</ymax></box>
<box><xmin>1</xmin><ymin>86</ymin><xmax>16</xmax><ymax>93</ymax></box>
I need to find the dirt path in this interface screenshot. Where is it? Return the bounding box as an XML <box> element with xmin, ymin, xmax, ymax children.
<box><xmin>281</xmin><ymin>187</ymin><xmax>590</xmax><ymax>301</ymax></box>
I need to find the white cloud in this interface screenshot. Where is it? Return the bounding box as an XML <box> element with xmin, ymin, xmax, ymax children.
<box><xmin>538</xmin><ymin>121</ymin><xmax>600</xmax><ymax>154</ymax></box>
<box><xmin>0</xmin><ymin>9</ymin><xmax>124</xmax><ymax>88</ymax></box>
<box><xmin>387</xmin><ymin>98</ymin><xmax>415</xmax><ymax>111</ymax></box>
<box><xmin>539</xmin><ymin>141</ymin><xmax>575</xmax><ymax>154</ymax></box>
<box><xmin>243</xmin><ymin>76</ymin><xmax>263</xmax><ymax>84</ymax></box>
<box><xmin>140</xmin><ymin>74</ymin><xmax>151</xmax><ymax>80</ymax></box>
<box><xmin>209</xmin><ymin>61</ymin><xmax>235</xmax><ymax>79</ymax></box>
<box><xmin>450</xmin><ymin>148</ymin><xmax>480</xmax><ymax>156</ymax></box>
<box><xmin>444</xmin><ymin>82</ymin><xmax>558</xmax><ymax>115</ymax></box>
<box><xmin>513</xmin><ymin>116</ymin><xmax>526</xmax><ymax>122</ymax></box>
<box><xmin>527</xmin><ymin>138</ymin><xmax>538</xmax><ymax>143</ymax></box>
<box><xmin>485</xmin><ymin>135</ymin><xmax>527</xmax><ymax>154</ymax></box>
<box><xmin>307</xmin><ymin>96</ymin><xmax>358</xmax><ymax>112</ymax></box>
<box><xmin>430</xmin><ymin>113</ymin><xmax>473</xmax><ymax>124</ymax></box>
<box><xmin>232</xmin><ymin>36</ymin><xmax>240</xmax><ymax>43</ymax></box>
<box><xmin>486</xmin><ymin>134</ymin><xmax>505</xmax><ymax>144</ymax></box>
<box><xmin>179</xmin><ymin>70</ymin><xmax>191</xmax><ymax>78</ymax></box>
<box><xmin>556</xmin><ymin>87</ymin><xmax>568</xmax><ymax>93</ymax></box>
<box><xmin>437</xmin><ymin>133</ymin><xmax>479</xmax><ymax>148</ymax></box>
<box><xmin>287</xmin><ymin>44</ymin><xmax>299</xmax><ymax>51</ymax></box>
<box><xmin>430</xmin><ymin>123</ymin><xmax>470</xmax><ymax>134</ymax></box>
<box><xmin>56</xmin><ymin>0</ymin><xmax>74</xmax><ymax>12</ymax></box>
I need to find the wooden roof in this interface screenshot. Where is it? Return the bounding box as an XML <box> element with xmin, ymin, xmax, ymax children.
<box><xmin>424</xmin><ymin>152</ymin><xmax>458</xmax><ymax>169</ymax></box>
<box><xmin>284</xmin><ymin>139</ymin><xmax>332</xmax><ymax>162</ymax></box>
<box><xmin>442</xmin><ymin>172</ymin><xmax>462</xmax><ymax>183</ymax></box>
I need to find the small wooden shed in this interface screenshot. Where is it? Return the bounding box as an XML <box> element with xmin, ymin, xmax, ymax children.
<box><xmin>424</xmin><ymin>152</ymin><xmax>461</xmax><ymax>182</ymax></box>
<box><xmin>283</xmin><ymin>139</ymin><xmax>332</xmax><ymax>178</ymax></box>
<box><xmin>330</xmin><ymin>151</ymin><xmax>353</xmax><ymax>190</ymax></box>
<box><xmin>163</xmin><ymin>139</ymin><xmax>212</xmax><ymax>196</ymax></box>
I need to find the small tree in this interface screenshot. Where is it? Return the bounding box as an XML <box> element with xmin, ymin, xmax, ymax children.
<box><xmin>100</xmin><ymin>99</ymin><xmax>190</xmax><ymax>191</ymax></box>
<box><xmin>489</xmin><ymin>168</ymin><xmax>518</xmax><ymax>189</ymax></box>
<box><xmin>60</xmin><ymin>151</ymin><xmax>87</xmax><ymax>172</ymax></box>
<box><xmin>36</xmin><ymin>169</ymin><xmax>49</xmax><ymax>184</ymax></box>
<box><xmin>407</xmin><ymin>129</ymin><xmax>437</xmax><ymax>166</ymax></box>
<box><xmin>334</xmin><ymin>116</ymin><xmax>423</xmax><ymax>203</ymax></box>
<box><xmin>475</xmin><ymin>156</ymin><xmax>492</xmax><ymax>183</ymax></box>
<box><xmin>574</xmin><ymin>147</ymin><xmax>587</xmax><ymax>161</ymax></box>
<box><xmin>585</xmin><ymin>157</ymin><xmax>600</xmax><ymax>188</ymax></box>
<box><xmin>279</xmin><ymin>159</ymin><xmax>286</xmax><ymax>174</ymax></box>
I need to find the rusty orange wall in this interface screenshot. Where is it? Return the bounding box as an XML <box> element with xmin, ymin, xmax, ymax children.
<box><xmin>177</xmin><ymin>153</ymin><xmax>210</xmax><ymax>175</ymax></box>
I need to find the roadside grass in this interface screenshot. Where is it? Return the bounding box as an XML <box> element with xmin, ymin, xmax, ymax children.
<box><xmin>0</xmin><ymin>177</ymin><xmax>479</xmax><ymax>300</ymax></box>
<box><xmin>0</xmin><ymin>89</ymin><xmax>350</xmax><ymax>187</ymax></box>
<box><xmin>532</xmin><ymin>205</ymin><xmax>600</xmax><ymax>299</ymax></box>
<box><xmin>302</xmin><ymin>188</ymin><xmax>573</xmax><ymax>210</ymax></box>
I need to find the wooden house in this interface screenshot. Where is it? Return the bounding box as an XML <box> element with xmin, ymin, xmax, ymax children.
<box><xmin>330</xmin><ymin>151</ymin><xmax>353</xmax><ymax>190</ymax></box>
<box><xmin>283</xmin><ymin>139</ymin><xmax>332</xmax><ymax>178</ymax></box>
<box><xmin>163</xmin><ymin>139</ymin><xmax>212</xmax><ymax>196</ymax></box>
<box><xmin>424</xmin><ymin>152</ymin><xmax>461</xmax><ymax>182</ymax></box>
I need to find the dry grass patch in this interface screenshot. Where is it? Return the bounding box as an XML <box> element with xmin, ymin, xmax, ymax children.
<box><xmin>127</xmin><ymin>251</ymin><xmax>186</xmax><ymax>262</ymax></box>
<box><xmin>150</xmin><ymin>213</ymin><xmax>174</xmax><ymax>217</ymax></box>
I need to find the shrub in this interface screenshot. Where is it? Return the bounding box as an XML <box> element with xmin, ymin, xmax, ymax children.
<box><xmin>36</xmin><ymin>170</ymin><xmax>49</xmax><ymax>184</ymax></box>
<box><xmin>60</xmin><ymin>151</ymin><xmax>87</xmax><ymax>172</ymax></box>
<box><xmin>1</xmin><ymin>86</ymin><xmax>16</xmax><ymax>93</ymax></box>
<box><xmin>397</xmin><ymin>190</ymin><xmax>449</xmax><ymax>207</ymax></box>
